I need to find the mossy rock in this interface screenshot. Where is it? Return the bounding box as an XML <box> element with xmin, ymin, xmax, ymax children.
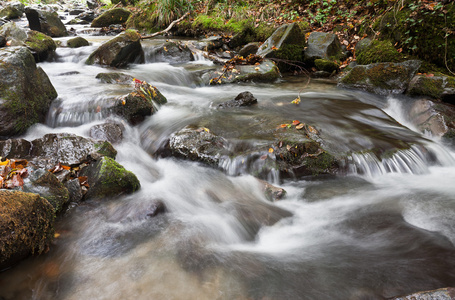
<box><xmin>376</xmin><ymin>0</ymin><xmax>455</xmax><ymax>74</ymax></box>
<box><xmin>0</xmin><ymin>47</ymin><xmax>58</xmax><ymax>137</ymax></box>
<box><xmin>356</xmin><ymin>40</ymin><xmax>407</xmax><ymax>65</ymax></box>
<box><xmin>25</xmin><ymin>30</ymin><xmax>56</xmax><ymax>62</ymax></box>
<box><xmin>0</xmin><ymin>3</ymin><xmax>24</xmax><ymax>20</ymax></box>
<box><xmin>91</xmin><ymin>8</ymin><xmax>131</xmax><ymax>28</ymax></box>
<box><xmin>25</xmin><ymin>7</ymin><xmax>68</xmax><ymax>37</ymax></box>
<box><xmin>67</xmin><ymin>36</ymin><xmax>89</xmax><ymax>48</ymax></box>
<box><xmin>80</xmin><ymin>157</ymin><xmax>140</xmax><ymax>200</ymax></box>
<box><xmin>304</xmin><ymin>31</ymin><xmax>345</xmax><ymax>64</ymax></box>
<box><xmin>339</xmin><ymin>60</ymin><xmax>421</xmax><ymax>95</ymax></box>
<box><xmin>85</xmin><ymin>29</ymin><xmax>144</xmax><ymax>68</ymax></box>
<box><xmin>407</xmin><ymin>75</ymin><xmax>455</xmax><ymax>103</ymax></box>
<box><xmin>315</xmin><ymin>59</ymin><xmax>339</xmax><ymax>73</ymax></box>
<box><xmin>125</xmin><ymin>8</ymin><xmax>159</xmax><ymax>34</ymax></box>
<box><xmin>0</xmin><ymin>190</ymin><xmax>55</xmax><ymax>270</ymax></box>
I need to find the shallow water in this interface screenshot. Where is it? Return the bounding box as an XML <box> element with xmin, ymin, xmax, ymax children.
<box><xmin>1</xmin><ymin>21</ymin><xmax>455</xmax><ymax>300</ymax></box>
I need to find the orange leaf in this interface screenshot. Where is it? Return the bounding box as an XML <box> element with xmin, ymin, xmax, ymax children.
<box><xmin>296</xmin><ymin>123</ymin><xmax>305</xmax><ymax>130</ymax></box>
<box><xmin>61</xmin><ymin>165</ymin><xmax>71</xmax><ymax>170</ymax></box>
<box><xmin>268</xmin><ymin>148</ymin><xmax>274</xmax><ymax>153</ymax></box>
<box><xmin>292</xmin><ymin>120</ymin><xmax>300</xmax><ymax>126</ymax></box>
<box><xmin>280</xmin><ymin>124</ymin><xmax>289</xmax><ymax>128</ymax></box>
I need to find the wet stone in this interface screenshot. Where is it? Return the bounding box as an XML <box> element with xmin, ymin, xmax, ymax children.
<box><xmin>217</xmin><ymin>91</ymin><xmax>258</xmax><ymax>108</ymax></box>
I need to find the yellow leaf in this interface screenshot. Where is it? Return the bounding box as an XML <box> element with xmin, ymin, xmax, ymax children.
<box><xmin>268</xmin><ymin>148</ymin><xmax>274</xmax><ymax>153</ymax></box>
<box><xmin>291</xmin><ymin>97</ymin><xmax>301</xmax><ymax>105</ymax></box>
<box><xmin>0</xmin><ymin>159</ymin><xmax>10</xmax><ymax>166</ymax></box>
<box><xmin>163</xmin><ymin>46</ymin><xmax>168</xmax><ymax>52</ymax></box>
<box><xmin>54</xmin><ymin>233</ymin><xmax>61</xmax><ymax>238</ymax></box>
<box><xmin>122</xmin><ymin>99</ymin><xmax>126</xmax><ymax>105</ymax></box>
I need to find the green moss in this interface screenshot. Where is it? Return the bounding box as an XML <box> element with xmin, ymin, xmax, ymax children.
<box><xmin>94</xmin><ymin>141</ymin><xmax>117</xmax><ymax>159</ymax></box>
<box><xmin>273</xmin><ymin>44</ymin><xmax>304</xmax><ymax>62</ymax></box>
<box><xmin>98</xmin><ymin>157</ymin><xmax>140</xmax><ymax>195</ymax></box>
<box><xmin>356</xmin><ymin>40</ymin><xmax>406</xmax><ymax>65</ymax></box>
<box><xmin>315</xmin><ymin>59</ymin><xmax>340</xmax><ymax>72</ymax></box>
<box><xmin>91</xmin><ymin>8</ymin><xmax>131</xmax><ymax>28</ymax></box>
<box><xmin>341</xmin><ymin>66</ymin><xmax>367</xmax><ymax>85</ymax></box>
<box><xmin>25</xmin><ymin>30</ymin><xmax>56</xmax><ymax>53</ymax></box>
<box><xmin>408</xmin><ymin>76</ymin><xmax>444</xmax><ymax>99</ymax></box>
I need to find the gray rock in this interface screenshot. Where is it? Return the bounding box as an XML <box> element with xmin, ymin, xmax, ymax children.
<box><xmin>0</xmin><ymin>35</ymin><xmax>5</xmax><ymax>47</ymax></box>
<box><xmin>25</xmin><ymin>7</ymin><xmax>68</xmax><ymax>37</ymax></box>
<box><xmin>25</xmin><ymin>30</ymin><xmax>56</xmax><ymax>62</ymax></box>
<box><xmin>65</xmin><ymin>178</ymin><xmax>83</xmax><ymax>203</ymax></box>
<box><xmin>407</xmin><ymin>74</ymin><xmax>455</xmax><ymax>104</ymax></box>
<box><xmin>86</xmin><ymin>29</ymin><xmax>144</xmax><ymax>68</ymax></box>
<box><xmin>149</xmin><ymin>41</ymin><xmax>193</xmax><ymax>64</ymax></box>
<box><xmin>21</xmin><ymin>168</ymin><xmax>70</xmax><ymax>213</ymax></box>
<box><xmin>239</xmin><ymin>42</ymin><xmax>260</xmax><ymax>58</ymax></box>
<box><xmin>354</xmin><ymin>37</ymin><xmax>372</xmax><ymax>57</ymax></box>
<box><xmin>304</xmin><ymin>31</ymin><xmax>344</xmax><ymax>63</ymax></box>
<box><xmin>257</xmin><ymin>23</ymin><xmax>304</xmax><ymax>59</ymax></box>
<box><xmin>90</xmin><ymin>123</ymin><xmax>124</xmax><ymax>144</ymax></box>
<box><xmin>0</xmin><ymin>21</ymin><xmax>27</xmax><ymax>44</ymax></box>
<box><xmin>338</xmin><ymin>60</ymin><xmax>421</xmax><ymax>95</ymax></box>
<box><xmin>0</xmin><ymin>47</ymin><xmax>57</xmax><ymax>137</ymax></box>
<box><xmin>193</xmin><ymin>36</ymin><xmax>224</xmax><ymax>51</ymax></box>
<box><xmin>207</xmin><ymin>59</ymin><xmax>279</xmax><ymax>84</ymax></box>
<box><xmin>218</xmin><ymin>91</ymin><xmax>258</xmax><ymax>108</ymax></box>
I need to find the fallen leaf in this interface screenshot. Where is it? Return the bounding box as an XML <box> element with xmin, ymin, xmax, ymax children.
<box><xmin>280</xmin><ymin>124</ymin><xmax>289</xmax><ymax>128</ymax></box>
<box><xmin>0</xmin><ymin>159</ymin><xmax>10</xmax><ymax>166</ymax></box>
<box><xmin>307</xmin><ymin>125</ymin><xmax>319</xmax><ymax>134</ymax></box>
<box><xmin>291</xmin><ymin>97</ymin><xmax>301</xmax><ymax>105</ymax></box>
<box><xmin>292</xmin><ymin>120</ymin><xmax>300</xmax><ymax>126</ymax></box>
<box><xmin>286</xmin><ymin>145</ymin><xmax>291</xmax><ymax>151</ymax></box>
<box><xmin>296</xmin><ymin>123</ymin><xmax>305</xmax><ymax>130</ymax></box>
<box><xmin>268</xmin><ymin>148</ymin><xmax>274</xmax><ymax>153</ymax></box>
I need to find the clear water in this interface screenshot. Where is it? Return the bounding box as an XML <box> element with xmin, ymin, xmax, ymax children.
<box><xmin>1</xmin><ymin>25</ymin><xmax>455</xmax><ymax>300</ymax></box>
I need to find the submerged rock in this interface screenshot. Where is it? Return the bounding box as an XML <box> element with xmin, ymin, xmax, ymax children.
<box><xmin>258</xmin><ymin>179</ymin><xmax>287</xmax><ymax>202</ymax></box>
<box><xmin>338</xmin><ymin>60</ymin><xmax>421</xmax><ymax>95</ymax></box>
<box><xmin>25</xmin><ymin>7</ymin><xmax>68</xmax><ymax>37</ymax></box>
<box><xmin>0</xmin><ymin>47</ymin><xmax>57</xmax><ymax>137</ymax></box>
<box><xmin>80</xmin><ymin>156</ymin><xmax>140</xmax><ymax>200</ymax></box>
<box><xmin>217</xmin><ymin>91</ymin><xmax>258</xmax><ymax>108</ymax></box>
<box><xmin>95</xmin><ymin>72</ymin><xmax>134</xmax><ymax>84</ymax></box>
<box><xmin>86</xmin><ymin>29</ymin><xmax>144</xmax><ymax>68</ymax></box>
<box><xmin>0</xmin><ymin>190</ymin><xmax>54</xmax><ymax>271</ymax></box>
<box><xmin>91</xmin><ymin>8</ymin><xmax>131</xmax><ymax>28</ymax></box>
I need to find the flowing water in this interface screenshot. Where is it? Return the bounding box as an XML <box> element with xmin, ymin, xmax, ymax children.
<box><xmin>1</xmin><ymin>21</ymin><xmax>455</xmax><ymax>300</ymax></box>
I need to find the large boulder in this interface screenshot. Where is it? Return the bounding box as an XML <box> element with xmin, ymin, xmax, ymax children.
<box><xmin>356</xmin><ymin>39</ymin><xmax>407</xmax><ymax>65</ymax></box>
<box><xmin>338</xmin><ymin>60</ymin><xmax>421</xmax><ymax>95</ymax></box>
<box><xmin>0</xmin><ymin>190</ymin><xmax>54</xmax><ymax>270</ymax></box>
<box><xmin>0</xmin><ymin>2</ymin><xmax>24</xmax><ymax>20</ymax></box>
<box><xmin>109</xmin><ymin>80</ymin><xmax>167</xmax><ymax>125</ymax></box>
<box><xmin>80</xmin><ymin>156</ymin><xmax>140</xmax><ymax>200</ymax></box>
<box><xmin>407</xmin><ymin>74</ymin><xmax>455</xmax><ymax>104</ymax></box>
<box><xmin>304</xmin><ymin>31</ymin><xmax>344</xmax><ymax>64</ymax></box>
<box><xmin>0</xmin><ymin>47</ymin><xmax>57</xmax><ymax>137</ymax></box>
<box><xmin>25</xmin><ymin>7</ymin><xmax>68</xmax><ymax>37</ymax></box>
<box><xmin>0</xmin><ymin>133</ymin><xmax>117</xmax><ymax>169</ymax></box>
<box><xmin>25</xmin><ymin>30</ymin><xmax>56</xmax><ymax>62</ymax></box>
<box><xmin>91</xmin><ymin>8</ymin><xmax>131</xmax><ymax>28</ymax></box>
<box><xmin>257</xmin><ymin>23</ymin><xmax>306</xmax><ymax>70</ymax></box>
<box><xmin>86</xmin><ymin>29</ymin><xmax>144</xmax><ymax>68</ymax></box>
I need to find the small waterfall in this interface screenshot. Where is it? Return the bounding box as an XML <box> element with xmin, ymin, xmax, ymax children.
<box><xmin>218</xmin><ymin>152</ymin><xmax>280</xmax><ymax>184</ymax></box>
<box><xmin>346</xmin><ymin>142</ymin><xmax>455</xmax><ymax>177</ymax></box>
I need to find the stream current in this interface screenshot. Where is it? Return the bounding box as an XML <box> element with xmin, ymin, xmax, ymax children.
<box><xmin>1</xmin><ymin>26</ymin><xmax>455</xmax><ymax>300</ymax></box>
